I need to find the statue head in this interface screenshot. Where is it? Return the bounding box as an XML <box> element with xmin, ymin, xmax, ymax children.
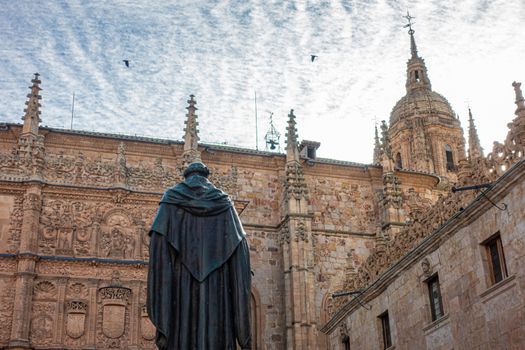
<box><xmin>183</xmin><ymin>162</ymin><xmax>210</xmax><ymax>178</ymax></box>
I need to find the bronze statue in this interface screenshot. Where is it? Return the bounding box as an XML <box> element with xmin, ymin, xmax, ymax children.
<box><xmin>147</xmin><ymin>162</ymin><xmax>252</xmax><ymax>349</ymax></box>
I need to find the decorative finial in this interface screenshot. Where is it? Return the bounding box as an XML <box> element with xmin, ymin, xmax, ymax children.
<box><xmin>380</xmin><ymin>120</ymin><xmax>392</xmax><ymax>160</ymax></box>
<box><xmin>21</xmin><ymin>73</ymin><xmax>42</xmax><ymax>135</ymax></box>
<box><xmin>467</xmin><ymin>107</ymin><xmax>483</xmax><ymax>160</ymax></box>
<box><xmin>404</xmin><ymin>11</ymin><xmax>418</xmax><ymax>58</ymax></box>
<box><xmin>373</xmin><ymin>124</ymin><xmax>381</xmax><ymax>164</ymax></box>
<box><xmin>183</xmin><ymin>94</ymin><xmax>201</xmax><ymax>165</ymax></box>
<box><xmin>285</xmin><ymin>109</ymin><xmax>300</xmax><ymax>162</ymax></box>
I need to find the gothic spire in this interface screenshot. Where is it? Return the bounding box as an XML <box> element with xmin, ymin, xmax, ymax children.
<box><xmin>404</xmin><ymin>11</ymin><xmax>418</xmax><ymax>58</ymax></box>
<box><xmin>182</xmin><ymin>94</ymin><xmax>201</xmax><ymax>164</ymax></box>
<box><xmin>403</xmin><ymin>12</ymin><xmax>431</xmax><ymax>92</ymax></box>
<box><xmin>22</xmin><ymin>73</ymin><xmax>42</xmax><ymax>135</ymax></box>
<box><xmin>285</xmin><ymin>109</ymin><xmax>300</xmax><ymax>162</ymax></box>
<box><xmin>467</xmin><ymin>107</ymin><xmax>483</xmax><ymax>160</ymax></box>
<box><xmin>373</xmin><ymin>124</ymin><xmax>381</xmax><ymax>164</ymax></box>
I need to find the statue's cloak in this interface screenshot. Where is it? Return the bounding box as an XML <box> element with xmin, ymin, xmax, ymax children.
<box><xmin>147</xmin><ymin>174</ymin><xmax>251</xmax><ymax>350</ymax></box>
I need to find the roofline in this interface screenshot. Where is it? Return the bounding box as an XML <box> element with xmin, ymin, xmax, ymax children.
<box><xmin>320</xmin><ymin>158</ymin><xmax>525</xmax><ymax>334</ymax></box>
<box><xmin>1</xmin><ymin>123</ymin><xmax>377</xmax><ymax>166</ymax></box>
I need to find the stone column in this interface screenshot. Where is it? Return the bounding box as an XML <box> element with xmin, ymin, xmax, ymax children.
<box><xmin>281</xmin><ymin>164</ymin><xmax>318</xmax><ymax>350</ymax></box>
<box><xmin>53</xmin><ymin>277</ymin><xmax>68</xmax><ymax>344</ymax></box>
<box><xmin>8</xmin><ymin>255</ymin><xmax>37</xmax><ymax>349</ymax></box>
<box><xmin>84</xmin><ymin>278</ymin><xmax>99</xmax><ymax>349</ymax></box>
<box><xmin>8</xmin><ymin>187</ymin><xmax>42</xmax><ymax>349</ymax></box>
<box><xmin>128</xmin><ymin>280</ymin><xmax>141</xmax><ymax>349</ymax></box>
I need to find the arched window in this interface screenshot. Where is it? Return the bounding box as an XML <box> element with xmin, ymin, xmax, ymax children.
<box><xmin>444</xmin><ymin>145</ymin><xmax>455</xmax><ymax>171</ymax></box>
<box><xmin>395</xmin><ymin>152</ymin><xmax>402</xmax><ymax>169</ymax></box>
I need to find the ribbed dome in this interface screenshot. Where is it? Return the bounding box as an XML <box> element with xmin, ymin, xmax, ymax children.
<box><xmin>390</xmin><ymin>88</ymin><xmax>456</xmax><ymax>125</ymax></box>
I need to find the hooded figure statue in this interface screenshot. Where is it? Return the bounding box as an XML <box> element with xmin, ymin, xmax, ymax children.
<box><xmin>147</xmin><ymin>162</ymin><xmax>252</xmax><ymax>349</ymax></box>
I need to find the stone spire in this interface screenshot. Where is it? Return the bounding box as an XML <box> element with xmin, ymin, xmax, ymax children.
<box><xmin>403</xmin><ymin>12</ymin><xmax>431</xmax><ymax>93</ymax></box>
<box><xmin>373</xmin><ymin>124</ymin><xmax>381</xmax><ymax>164</ymax></box>
<box><xmin>408</xmin><ymin>27</ymin><xmax>418</xmax><ymax>58</ymax></box>
<box><xmin>22</xmin><ymin>73</ymin><xmax>42</xmax><ymax>135</ymax></box>
<box><xmin>467</xmin><ymin>108</ymin><xmax>483</xmax><ymax>160</ymax></box>
<box><xmin>182</xmin><ymin>94</ymin><xmax>201</xmax><ymax>165</ymax></box>
<box><xmin>285</xmin><ymin>109</ymin><xmax>300</xmax><ymax>162</ymax></box>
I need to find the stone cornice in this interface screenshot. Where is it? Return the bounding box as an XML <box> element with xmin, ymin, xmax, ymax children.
<box><xmin>321</xmin><ymin>159</ymin><xmax>525</xmax><ymax>334</ymax></box>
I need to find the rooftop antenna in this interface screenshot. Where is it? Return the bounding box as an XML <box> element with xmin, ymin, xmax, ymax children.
<box><xmin>254</xmin><ymin>91</ymin><xmax>259</xmax><ymax>150</ymax></box>
<box><xmin>70</xmin><ymin>92</ymin><xmax>75</xmax><ymax>129</ymax></box>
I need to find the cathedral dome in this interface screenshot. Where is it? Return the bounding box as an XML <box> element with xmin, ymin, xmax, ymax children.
<box><xmin>390</xmin><ymin>88</ymin><xmax>456</xmax><ymax>125</ymax></box>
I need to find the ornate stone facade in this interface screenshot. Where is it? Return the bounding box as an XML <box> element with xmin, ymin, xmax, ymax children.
<box><xmin>321</xmin><ymin>78</ymin><xmax>525</xmax><ymax>349</ymax></box>
<box><xmin>0</xmin><ymin>33</ymin><xmax>523</xmax><ymax>350</ymax></box>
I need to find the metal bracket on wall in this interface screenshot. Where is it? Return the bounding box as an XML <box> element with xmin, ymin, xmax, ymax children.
<box><xmin>451</xmin><ymin>183</ymin><xmax>508</xmax><ymax>211</ymax></box>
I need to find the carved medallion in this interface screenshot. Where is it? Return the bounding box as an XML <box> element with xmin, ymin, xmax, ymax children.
<box><xmin>66</xmin><ymin>300</ymin><xmax>87</xmax><ymax>339</ymax></box>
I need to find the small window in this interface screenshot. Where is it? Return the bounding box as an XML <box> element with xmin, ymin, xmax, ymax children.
<box><xmin>415</xmin><ymin>70</ymin><xmax>420</xmax><ymax>82</ymax></box>
<box><xmin>307</xmin><ymin>147</ymin><xmax>316</xmax><ymax>159</ymax></box>
<box><xmin>484</xmin><ymin>234</ymin><xmax>508</xmax><ymax>285</ymax></box>
<box><xmin>342</xmin><ymin>334</ymin><xmax>350</xmax><ymax>350</ymax></box>
<box><xmin>445</xmin><ymin>145</ymin><xmax>455</xmax><ymax>171</ymax></box>
<box><xmin>379</xmin><ymin>311</ymin><xmax>392</xmax><ymax>349</ymax></box>
<box><xmin>427</xmin><ymin>275</ymin><xmax>444</xmax><ymax>321</ymax></box>
<box><xmin>395</xmin><ymin>152</ymin><xmax>402</xmax><ymax>169</ymax></box>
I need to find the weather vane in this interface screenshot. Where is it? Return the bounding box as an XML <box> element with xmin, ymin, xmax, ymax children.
<box><xmin>403</xmin><ymin>11</ymin><xmax>415</xmax><ymax>34</ymax></box>
<box><xmin>264</xmin><ymin>112</ymin><xmax>281</xmax><ymax>152</ymax></box>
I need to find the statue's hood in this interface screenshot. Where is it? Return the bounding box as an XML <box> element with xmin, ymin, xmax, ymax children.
<box><xmin>159</xmin><ymin>174</ymin><xmax>232</xmax><ymax>216</ymax></box>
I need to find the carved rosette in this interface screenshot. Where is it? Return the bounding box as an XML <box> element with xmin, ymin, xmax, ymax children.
<box><xmin>97</xmin><ymin>286</ymin><xmax>131</xmax><ymax>348</ymax></box>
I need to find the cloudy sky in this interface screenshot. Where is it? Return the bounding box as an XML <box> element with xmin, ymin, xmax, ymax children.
<box><xmin>0</xmin><ymin>0</ymin><xmax>523</xmax><ymax>163</ymax></box>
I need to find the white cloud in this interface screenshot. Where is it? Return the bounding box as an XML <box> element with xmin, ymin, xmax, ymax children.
<box><xmin>0</xmin><ymin>0</ymin><xmax>523</xmax><ymax>163</ymax></box>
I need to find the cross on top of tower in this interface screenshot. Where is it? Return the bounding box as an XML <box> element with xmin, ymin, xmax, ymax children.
<box><xmin>403</xmin><ymin>11</ymin><xmax>415</xmax><ymax>34</ymax></box>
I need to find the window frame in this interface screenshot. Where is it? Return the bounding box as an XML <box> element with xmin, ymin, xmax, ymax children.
<box><xmin>426</xmin><ymin>274</ymin><xmax>444</xmax><ymax>322</ymax></box>
<box><xmin>378</xmin><ymin>311</ymin><xmax>392</xmax><ymax>349</ymax></box>
<box><xmin>341</xmin><ymin>334</ymin><xmax>350</xmax><ymax>350</ymax></box>
<box><xmin>483</xmin><ymin>233</ymin><xmax>508</xmax><ymax>286</ymax></box>
<box><xmin>444</xmin><ymin>144</ymin><xmax>455</xmax><ymax>171</ymax></box>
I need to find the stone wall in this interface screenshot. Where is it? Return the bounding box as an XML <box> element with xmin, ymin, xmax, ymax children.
<box><xmin>0</xmin><ymin>124</ymin><xmax>447</xmax><ymax>349</ymax></box>
<box><xmin>326</xmin><ymin>161</ymin><xmax>525</xmax><ymax>350</ymax></box>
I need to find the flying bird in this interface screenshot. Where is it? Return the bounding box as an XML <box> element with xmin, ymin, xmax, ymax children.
<box><xmin>310</xmin><ymin>55</ymin><xmax>318</xmax><ymax>62</ymax></box>
<box><xmin>123</xmin><ymin>60</ymin><xmax>130</xmax><ymax>68</ymax></box>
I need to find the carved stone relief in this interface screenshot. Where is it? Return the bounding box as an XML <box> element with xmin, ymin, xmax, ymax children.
<box><xmin>34</xmin><ymin>280</ymin><xmax>57</xmax><ymax>300</ymax></box>
<box><xmin>0</xmin><ymin>277</ymin><xmax>15</xmax><ymax>343</ymax></box>
<box><xmin>38</xmin><ymin>198</ymin><xmax>156</xmax><ymax>260</ymax></box>
<box><xmin>3</xmin><ymin>196</ymin><xmax>23</xmax><ymax>253</ymax></box>
<box><xmin>65</xmin><ymin>300</ymin><xmax>88</xmax><ymax>339</ymax></box>
<box><xmin>30</xmin><ymin>302</ymin><xmax>56</xmax><ymax>346</ymax></box>
<box><xmin>100</xmin><ymin>210</ymin><xmax>135</xmax><ymax>259</ymax></box>
<box><xmin>97</xmin><ymin>286</ymin><xmax>131</xmax><ymax>349</ymax></box>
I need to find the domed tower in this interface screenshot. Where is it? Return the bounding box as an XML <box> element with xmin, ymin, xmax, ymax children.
<box><xmin>388</xmin><ymin>13</ymin><xmax>465</xmax><ymax>180</ymax></box>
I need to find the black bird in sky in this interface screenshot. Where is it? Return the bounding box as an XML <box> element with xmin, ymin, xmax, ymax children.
<box><xmin>310</xmin><ymin>55</ymin><xmax>318</xmax><ymax>62</ymax></box>
<box><xmin>123</xmin><ymin>60</ymin><xmax>130</xmax><ymax>68</ymax></box>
